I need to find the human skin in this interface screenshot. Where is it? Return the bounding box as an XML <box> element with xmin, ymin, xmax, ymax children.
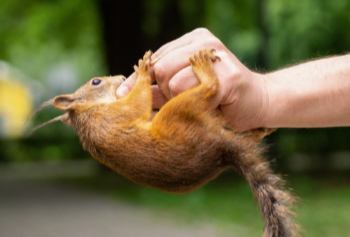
<box><xmin>116</xmin><ymin>28</ymin><xmax>350</xmax><ymax>131</ymax></box>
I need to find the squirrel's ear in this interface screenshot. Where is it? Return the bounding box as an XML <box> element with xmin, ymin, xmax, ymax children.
<box><xmin>53</xmin><ymin>94</ymin><xmax>75</xmax><ymax>110</ymax></box>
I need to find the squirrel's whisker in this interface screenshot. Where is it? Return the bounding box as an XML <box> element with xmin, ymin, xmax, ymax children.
<box><xmin>26</xmin><ymin>115</ymin><xmax>62</xmax><ymax>136</ymax></box>
<box><xmin>24</xmin><ymin>99</ymin><xmax>54</xmax><ymax>126</ymax></box>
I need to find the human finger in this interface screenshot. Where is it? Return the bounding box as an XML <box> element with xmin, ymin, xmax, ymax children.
<box><xmin>116</xmin><ymin>72</ymin><xmax>137</xmax><ymax>98</ymax></box>
<box><xmin>168</xmin><ymin>66</ymin><xmax>199</xmax><ymax>97</ymax></box>
<box><xmin>152</xmin><ymin>46</ymin><xmax>193</xmax><ymax>99</ymax></box>
<box><xmin>150</xmin><ymin>28</ymin><xmax>210</xmax><ymax>65</ymax></box>
<box><xmin>151</xmin><ymin>85</ymin><xmax>168</xmax><ymax>109</ymax></box>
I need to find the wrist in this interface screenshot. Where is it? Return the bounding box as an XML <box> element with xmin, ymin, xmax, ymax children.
<box><xmin>221</xmin><ymin>70</ymin><xmax>270</xmax><ymax>131</ymax></box>
<box><xmin>248</xmin><ymin>72</ymin><xmax>270</xmax><ymax>129</ymax></box>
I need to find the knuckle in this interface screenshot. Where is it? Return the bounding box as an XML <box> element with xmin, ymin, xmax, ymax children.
<box><xmin>168</xmin><ymin>79</ymin><xmax>183</xmax><ymax>97</ymax></box>
<box><xmin>191</xmin><ymin>29</ymin><xmax>223</xmax><ymax>50</ymax></box>
<box><xmin>204</xmin><ymin>37</ymin><xmax>223</xmax><ymax>49</ymax></box>
<box><xmin>231</xmin><ymin>70</ymin><xmax>245</xmax><ymax>90</ymax></box>
<box><xmin>192</xmin><ymin>28</ymin><xmax>212</xmax><ymax>37</ymax></box>
<box><xmin>153</xmin><ymin>62</ymin><xmax>167</xmax><ymax>84</ymax></box>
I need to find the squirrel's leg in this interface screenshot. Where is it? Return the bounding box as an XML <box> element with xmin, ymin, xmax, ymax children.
<box><xmin>123</xmin><ymin>51</ymin><xmax>153</xmax><ymax>120</ymax></box>
<box><xmin>151</xmin><ymin>49</ymin><xmax>220</xmax><ymax>133</ymax></box>
<box><xmin>188</xmin><ymin>48</ymin><xmax>221</xmax><ymax>102</ymax></box>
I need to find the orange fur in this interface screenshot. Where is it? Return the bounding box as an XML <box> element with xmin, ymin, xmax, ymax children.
<box><xmin>49</xmin><ymin>49</ymin><xmax>299</xmax><ymax>237</ymax></box>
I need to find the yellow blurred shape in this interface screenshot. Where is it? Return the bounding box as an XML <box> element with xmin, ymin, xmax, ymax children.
<box><xmin>0</xmin><ymin>78</ymin><xmax>33</xmax><ymax>137</ymax></box>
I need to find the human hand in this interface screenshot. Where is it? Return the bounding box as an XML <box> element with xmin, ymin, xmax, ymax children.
<box><xmin>117</xmin><ymin>28</ymin><xmax>269</xmax><ymax>131</ymax></box>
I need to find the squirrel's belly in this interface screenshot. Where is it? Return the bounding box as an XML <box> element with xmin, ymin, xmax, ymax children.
<box><xmin>120</xmin><ymin>147</ymin><xmax>228</xmax><ymax>193</ymax></box>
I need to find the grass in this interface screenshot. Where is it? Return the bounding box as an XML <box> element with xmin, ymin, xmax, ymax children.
<box><xmin>62</xmin><ymin>169</ymin><xmax>350</xmax><ymax>237</ymax></box>
<box><xmin>291</xmin><ymin>175</ymin><xmax>350</xmax><ymax>237</ymax></box>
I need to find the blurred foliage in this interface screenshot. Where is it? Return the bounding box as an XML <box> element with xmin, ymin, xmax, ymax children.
<box><xmin>204</xmin><ymin>0</ymin><xmax>265</xmax><ymax>67</ymax></box>
<box><xmin>0</xmin><ymin>107</ymin><xmax>88</xmax><ymax>162</ymax></box>
<box><xmin>1</xmin><ymin>0</ymin><xmax>350</xmax><ymax>168</ymax></box>
<box><xmin>266</xmin><ymin>0</ymin><xmax>350</xmax><ymax>69</ymax></box>
<box><xmin>0</xmin><ymin>0</ymin><xmax>106</xmax><ymax>85</ymax></box>
<box><xmin>0</xmin><ymin>0</ymin><xmax>106</xmax><ymax>162</ymax></box>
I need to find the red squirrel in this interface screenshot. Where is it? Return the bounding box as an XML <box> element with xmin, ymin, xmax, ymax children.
<box><xmin>31</xmin><ymin>49</ymin><xmax>300</xmax><ymax>237</ymax></box>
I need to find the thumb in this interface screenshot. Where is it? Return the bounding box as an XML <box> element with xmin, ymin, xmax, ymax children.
<box><xmin>116</xmin><ymin>72</ymin><xmax>137</xmax><ymax>98</ymax></box>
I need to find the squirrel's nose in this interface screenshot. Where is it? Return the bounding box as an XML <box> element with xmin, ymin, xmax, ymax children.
<box><xmin>121</xmin><ymin>76</ymin><xmax>126</xmax><ymax>81</ymax></box>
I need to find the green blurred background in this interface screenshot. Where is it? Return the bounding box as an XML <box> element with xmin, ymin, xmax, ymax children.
<box><xmin>1</xmin><ymin>0</ymin><xmax>350</xmax><ymax>236</ymax></box>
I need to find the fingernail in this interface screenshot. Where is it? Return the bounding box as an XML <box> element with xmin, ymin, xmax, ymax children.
<box><xmin>117</xmin><ymin>86</ymin><xmax>130</xmax><ymax>98</ymax></box>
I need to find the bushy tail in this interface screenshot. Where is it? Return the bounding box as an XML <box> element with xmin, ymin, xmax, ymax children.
<box><xmin>231</xmin><ymin>141</ymin><xmax>300</xmax><ymax>237</ymax></box>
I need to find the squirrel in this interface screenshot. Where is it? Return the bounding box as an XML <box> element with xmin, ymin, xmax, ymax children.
<box><xmin>30</xmin><ymin>49</ymin><xmax>300</xmax><ymax>237</ymax></box>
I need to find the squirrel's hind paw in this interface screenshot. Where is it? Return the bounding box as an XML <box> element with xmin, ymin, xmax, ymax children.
<box><xmin>134</xmin><ymin>51</ymin><xmax>152</xmax><ymax>76</ymax></box>
<box><xmin>143</xmin><ymin>50</ymin><xmax>153</xmax><ymax>62</ymax></box>
<box><xmin>190</xmin><ymin>49</ymin><xmax>220</xmax><ymax>65</ymax></box>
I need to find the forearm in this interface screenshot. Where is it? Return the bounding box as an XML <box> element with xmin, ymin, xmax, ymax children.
<box><xmin>261</xmin><ymin>54</ymin><xmax>350</xmax><ymax>128</ymax></box>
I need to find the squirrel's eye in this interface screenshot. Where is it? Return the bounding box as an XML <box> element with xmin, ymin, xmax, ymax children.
<box><xmin>92</xmin><ymin>79</ymin><xmax>101</xmax><ymax>85</ymax></box>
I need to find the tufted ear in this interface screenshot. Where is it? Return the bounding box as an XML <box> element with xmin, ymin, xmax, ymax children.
<box><xmin>52</xmin><ymin>94</ymin><xmax>76</xmax><ymax>110</ymax></box>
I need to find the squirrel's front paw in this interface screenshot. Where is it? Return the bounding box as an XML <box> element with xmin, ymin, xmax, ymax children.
<box><xmin>134</xmin><ymin>51</ymin><xmax>152</xmax><ymax>76</ymax></box>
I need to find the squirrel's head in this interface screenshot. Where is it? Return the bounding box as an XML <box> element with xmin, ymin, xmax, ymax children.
<box><xmin>26</xmin><ymin>75</ymin><xmax>126</xmax><ymax>134</ymax></box>
<box><xmin>52</xmin><ymin>75</ymin><xmax>126</xmax><ymax>112</ymax></box>
<box><xmin>52</xmin><ymin>75</ymin><xmax>126</xmax><ymax>125</ymax></box>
